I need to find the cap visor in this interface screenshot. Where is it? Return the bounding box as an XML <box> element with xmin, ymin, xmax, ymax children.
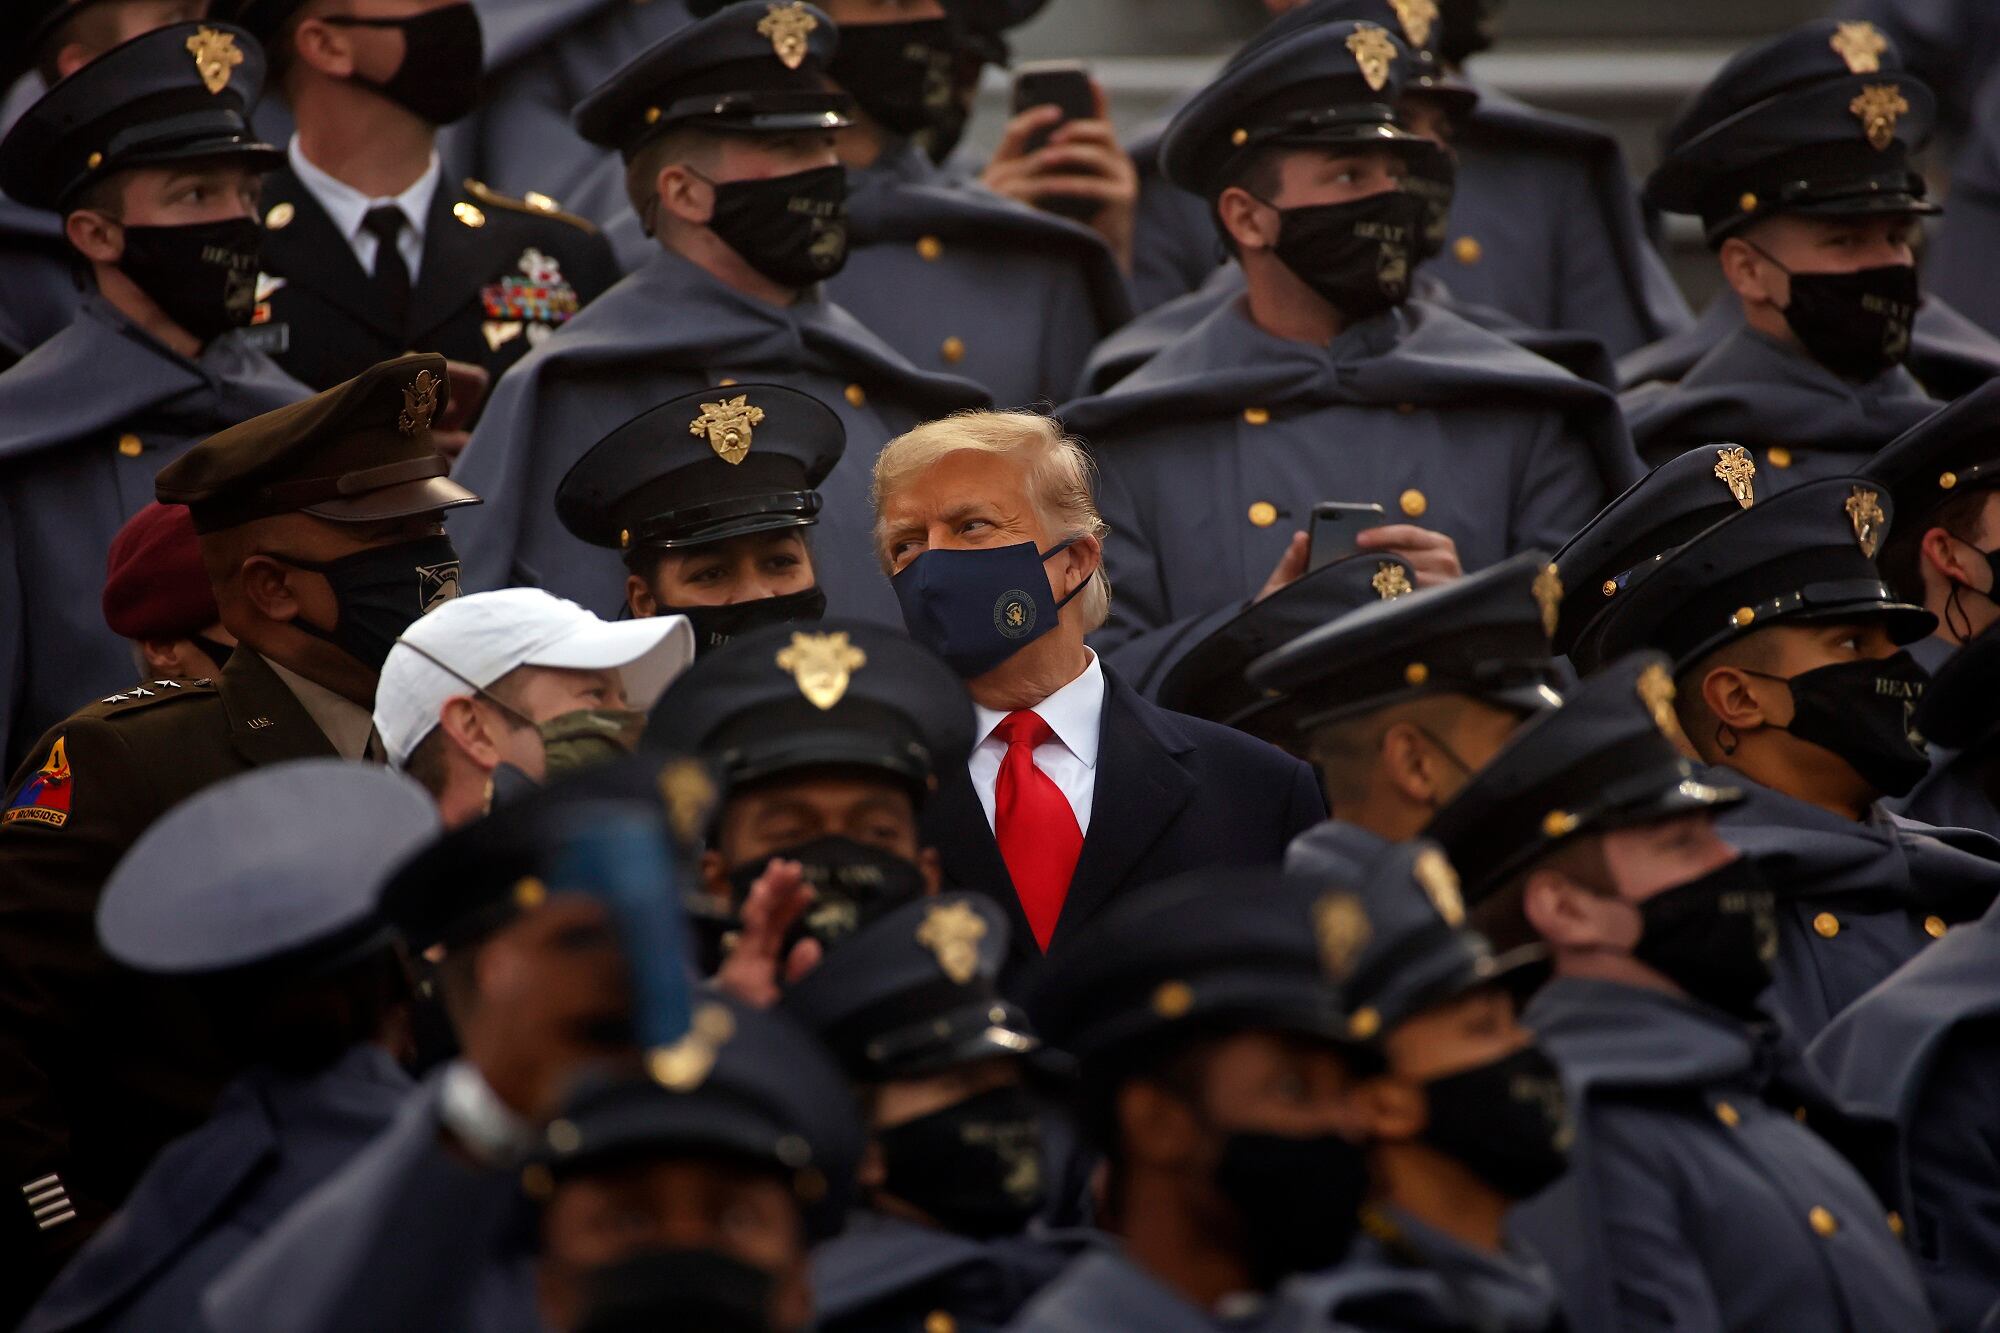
<box><xmin>648</xmin><ymin>512</ymin><xmax>818</xmax><ymax>551</ymax></box>
<box><xmin>525</xmin><ymin>614</ymin><xmax>696</xmax><ymax>712</ymax></box>
<box><xmin>301</xmin><ymin>476</ymin><xmax>482</xmax><ymax>523</ymax></box>
<box><xmin>1784</xmin><ymin>194</ymin><xmax>1940</xmax><ymax>220</ymax></box>
<box><xmin>1783</xmin><ymin>602</ymin><xmax>1939</xmax><ymax>647</ymax></box>
<box><xmin>723</xmin><ymin>732</ymin><xmax>929</xmax><ymax>790</ymax></box>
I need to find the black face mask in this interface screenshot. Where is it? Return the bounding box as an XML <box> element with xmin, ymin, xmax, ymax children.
<box><xmin>324</xmin><ymin>2</ymin><xmax>484</xmax><ymax>125</ymax></box>
<box><xmin>1265</xmin><ymin>189</ymin><xmax>1425</xmax><ymax>322</ymax></box>
<box><xmin>573</xmin><ymin>1248</ymin><xmax>777</xmax><ymax>1333</ymax></box>
<box><xmin>1420</xmin><ymin>1044</ymin><xmax>1571</xmax><ymax>1199</ymax></box>
<box><xmin>118</xmin><ymin>217</ymin><xmax>262</xmax><ymax>343</ymax></box>
<box><xmin>277</xmin><ymin>535</ymin><xmax>462</xmax><ymax>674</ymax></box>
<box><xmin>666</xmin><ymin>586</ymin><xmax>828</xmax><ymax>657</ymax></box>
<box><xmin>1402</xmin><ymin>144</ymin><xmax>1458</xmax><ymax>264</ymax></box>
<box><xmin>1747</xmin><ymin>652</ymin><xmax>1932</xmax><ymax>797</ymax></box>
<box><xmin>1774</xmin><ymin>259</ymin><xmax>1920</xmax><ymax>382</ymax></box>
<box><xmin>1633</xmin><ymin>856</ymin><xmax>1779</xmax><ymax>1020</ymax></box>
<box><xmin>701</xmin><ymin>166</ymin><xmax>850</xmax><ymax>290</ymax></box>
<box><xmin>1213</xmin><ymin>1130</ymin><xmax>1369</xmax><ymax>1289</ymax></box>
<box><xmin>726</xmin><ymin>835</ymin><xmax>930</xmax><ymax>953</ymax></box>
<box><xmin>877</xmin><ymin>1084</ymin><xmax>1047</xmax><ymax>1237</ymax></box>
<box><xmin>1436</xmin><ymin>0</ymin><xmax>1503</xmax><ymax>65</ymax></box>
<box><xmin>830</xmin><ymin>18</ymin><xmax>958</xmax><ymax>138</ymax></box>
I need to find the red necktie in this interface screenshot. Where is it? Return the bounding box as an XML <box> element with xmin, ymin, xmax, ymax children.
<box><xmin>992</xmin><ymin>711</ymin><xmax>1084</xmax><ymax>952</ymax></box>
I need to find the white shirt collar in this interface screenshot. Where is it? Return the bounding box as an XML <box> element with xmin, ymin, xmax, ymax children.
<box><xmin>263</xmin><ymin>655</ymin><xmax>379</xmax><ymax>762</ymax></box>
<box><xmin>972</xmin><ymin>650</ymin><xmax>1104</xmax><ymax>770</ymax></box>
<box><xmin>287</xmin><ymin>135</ymin><xmax>441</xmax><ymax>246</ymax></box>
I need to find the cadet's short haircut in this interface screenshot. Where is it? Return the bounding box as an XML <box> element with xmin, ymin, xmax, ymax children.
<box><xmin>1675</xmin><ymin>631</ymin><xmax>1785</xmax><ymax>765</ymax></box>
<box><xmin>624</xmin><ymin>127</ymin><xmax>725</xmax><ymax>236</ymax></box>
<box><xmin>34</xmin><ymin>4</ymin><xmax>120</xmax><ymax>86</ymax></box>
<box><xmin>1878</xmin><ymin>486</ymin><xmax>1996</xmax><ymax>605</ymax></box>
<box><xmin>872</xmin><ymin>411</ymin><xmax>1114</xmax><ymax>633</ymax></box>
<box><xmin>1471</xmin><ymin>832</ymin><xmax>1612</xmax><ymax>956</ymax></box>
<box><xmin>1306</xmin><ymin>694</ymin><xmax>1475</xmax><ymax>806</ymax></box>
<box><xmin>1213</xmin><ymin>146</ymin><xmax>1287</xmax><ymax>257</ymax></box>
<box><xmin>398</xmin><ymin>667</ymin><xmax>532</xmax><ymax>794</ymax></box>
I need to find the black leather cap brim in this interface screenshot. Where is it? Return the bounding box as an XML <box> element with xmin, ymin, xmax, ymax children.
<box><xmin>301</xmin><ymin>476</ymin><xmax>482</xmax><ymax>524</ymax></box>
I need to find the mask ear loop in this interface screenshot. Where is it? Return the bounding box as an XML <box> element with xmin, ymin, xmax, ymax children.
<box><xmin>1947</xmin><ymin>581</ymin><xmax>1974</xmax><ymax>645</ymax></box>
<box><xmin>1714</xmin><ymin>722</ymin><xmax>1739</xmax><ymax>756</ymax></box>
<box><xmin>1042</xmin><ymin>537</ymin><xmax>1090</xmax><ymax>611</ymax></box>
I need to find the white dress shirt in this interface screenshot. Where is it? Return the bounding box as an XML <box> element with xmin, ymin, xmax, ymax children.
<box><xmin>969</xmin><ymin>650</ymin><xmax>1104</xmax><ymax>835</ymax></box>
<box><xmin>287</xmin><ymin>137</ymin><xmax>439</xmax><ymax>284</ymax></box>
<box><xmin>264</xmin><ymin>656</ymin><xmax>382</xmax><ymax>762</ymax></box>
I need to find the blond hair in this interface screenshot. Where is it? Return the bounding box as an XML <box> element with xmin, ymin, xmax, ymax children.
<box><xmin>872</xmin><ymin>411</ymin><xmax>1112</xmax><ymax>631</ymax></box>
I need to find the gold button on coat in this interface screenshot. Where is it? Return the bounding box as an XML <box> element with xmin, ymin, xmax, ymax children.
<box><xmin>1248</xmin><ymin>502</ymin><xmax>1278</xmax><ymax>527</ymax></box>
<box><xmin>940</xmin><ymin>335</ymin><xmax>965</xmax><ymax>363</ymax></box>
<box><xmin>116</xmin><ymin>433</ymin><xmax>143</xmax><ymax>458</ymax></box>
<box><xmin>1243</xmin><ymin>406</ymin><xmax>1270</xmax><ymax>425</ymax></box>
<box><xmin>1767</xmin><ymin>446</ymin><xmax>1793</xmax><ymax>468</ymax></box>
<box><xmin>925</xmin><ymin>1313</ymin><xmax>956</xmax><ymax>1333</ymax></box>
<box><xmin>454</xmin><ymin>202</ymin><xmax>485</xmax><ymax>228</ymax></box>
<box><xmin>844</xmin><ymin>384</ymin><xmax>866</xmax><ymax>407</ymax></box>
<box><xmin>1924</xmin><ymin>915</ymin><xmax>1948</xmax><ymax>939</ymax></box>
<box><xmin>1813</xmin><ymin>912</ymin><xmax>1840</xmax><ymax>939</ymax></box>
<box><xmin>264</xmin><ymin>202</ymin><xmax>294</xmax><ymax>230</ymax></box>
<box><xmin>1714</xmin><ymin>1101</ymin><xmax>1741</xmax><ymax>1127</ymax></box>
<box><xmin>916</xmin><ymin>235</ymin><xmax>943</xmax><ymax>261</ymax></box>
<box><xmin>1809</xmin><ymin>1206</ymin><xmax>1839</xmax><ymax>1237</ymax></box>
<box><xmin>1452</xmin><ymin>236</ymin><xmax>1482</xmax><ymax>265</ymax></box>
<box><xmin>1348</xmin><ymin>1007</ymin><xmax>1381</xmax><ymax>1040</ymax></box>
<box><xmin>1887</xmin><ymin>1211</ymin><xmax>1906</xmax><ymax>1237</ymax></box>
<box><xmin>1399</xmin><ymin>489</ymin><xmax>1427</xmax><ymax>517</ymax></box>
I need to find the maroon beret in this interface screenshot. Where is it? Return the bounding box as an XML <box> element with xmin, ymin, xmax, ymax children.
<box><xmin>102</xmin><ymin>502</ymin><xmax>219</xmax><ymax>640</ymax></box>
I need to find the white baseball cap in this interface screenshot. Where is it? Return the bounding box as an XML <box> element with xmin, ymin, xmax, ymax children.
<box><xmin>373</xmin><ymin>588</ymin><xmax>695</xmax><ymax>768</ymax></box>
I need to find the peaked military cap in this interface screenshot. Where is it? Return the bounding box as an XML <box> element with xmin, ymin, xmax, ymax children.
<box><xmin>1555</xmin><ymin>444</ymin><xmax>1764</xmax><ymax>671</ymax></box>
<box><xmin>1154</xmin><ymin>551</ymin><xmax>1417</xmax><ymax>736</ymax></box>
<box><xmin>644</xmin><ymin>618</ymin><xmax>975</xmax><ymax>796</ymax></box>
<box><xmin>1248</xmin><ymin>550</ymin><xmax>1567</xmax><ymax>733</ymax></box>
<box><xmin>1648</xmin><ymin>19</ymin><xmax>1939</xmax><ymax>244</ymax></box>
<box><xmin>1315</xmin><ymin>839</ymin><xmax>1544</xmax><ymax>1043</ymax></box>
<box><xmin>1425</xmin><ymin>653</ymin><xmax>1742</xmax><ymax>905</ymax></box>
<box><xmin>97</xmin><ymin>760</ymin><xmax>438</xmax><ymax>975</ymax></box>
<box><xmin>1161</xmin><ymin>17</ymin><xmax>1427</xmax><ymax>199</ymax></box>
<box><xmin>573</xmin><ymin>1</ymin><xmax>853</xmax><ymax>155</ymax></box>
<box><xmin>558</xmin><ymin>383</ymin><xmax>843</xmax><ymax>555</ymax></box>
<box><xmin>1589</xmin><ymin>475</ymin><xmax>1936</xmax><ymax>670</ymax></box>
<box><xmin>539</xmin><ymin>996</ymin><xmax>865</xmax><ymax>1240</ymax></box>
<box><xmin>1026</xmin><ymin>865</ymin><xmax>1358</xmax><ymax>1069</ymax></box>
<box><xmin>783</xmin><ymin>893</ymin><xmax>1037</xmax><ymax>1079</ymax></box>
<box><xmin>155</xmin><ymin>353</ymin><xmax>480</xmax><ymax>532</ymax></box>
<box><xmin>1863</xmin><ymin>377</ymin><xmax>2000</xmax><ymax>538</ymax></box>
<box><xmin>212</xmin><ymin>0</ymin><xmax>350</xmax><ymax>44</ymax></box>
<box><xmin>0</xmin><ymin>22</ymin><xmax>282</xmax><ymax>212</ymax></box>
<box><xmin>1239</xmin><ymin>0</ymin><xmax>1478</xmax><ymax>118</ymax></box>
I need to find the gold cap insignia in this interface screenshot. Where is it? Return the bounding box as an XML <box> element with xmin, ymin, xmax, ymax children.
<box><xmin>1532</xmin><ymin>564</ymin><xmax>1563</xmax><ymax>639</ymax></box>
<box><xmin>1387</xmin><ymin>0</ymin><xmax>1438</xmax><ymax>49</ymax></box>
<box><xmin>1413</xmin><ymin>846</ymin><xmax>1464</xmax><ymax>927</ymax></box>
<box><xmin>186</xmin><ymin>27</ymin><xmax>243</xmax><ymax>96</ymax></box>
<box><xmin>1636</xmin><ymin>661</ymin><xmax>1678</xmax><ymax>740</ymax></box>
<box><xmin>1314</xmin><ymin>892</ymin><xmax>1373</xmax><ymax>981</ymax></box>
<box><xmin>1347</xmin><ymin>24</ymin><xmax>1398</xmax><ymax>93</ymax></box>
<box><xmin>757</xmin><ymin>2</ymin><xmax>819</xmax><ymax>70</ymax></box>
<box><xmin>650</xmin><ymin>1002</ymin><xmax>736</xmax><ymax>1092</ymax></box>
<box><xmin>1713</xmin><ymin>445</ymin><xmax>1756</xmax><ymax>509</ymax></box>
<box><xmin>1831</xmin><ymin>20</ymin><xmax>1887</xmax><ymax>75</ymax></box>
<box><xmin>1850</xmin><ymin>83</ymin><xmax>1910</xmax><ymax>151</ymax></box>
<box><xmin>1372</xmin><ymin>560</ymin><xmax>1413</xmax><ymax>600</ymax></box>
<box><xmin>398</xmin><ymin>369</ymin><xmax>440</xmax><ymax>435</ymax></box>
<box><xmin>916</xmin><ymin>900</ymin><xmax>988</xmax><ymax>985</ymax></box>
<box><xmin>689</xmin><ymin>393</ymin><xmax>765</xmax><ymax>466</ymax></box>
<box><xmin>1846</xmin><ymin>485</ymin><xmax>1886</xmax><ymax>557</ymax></box>
<box><xmin>656</xmin><ymin>758</ymin><xmax>716</xmax><ymax>845</ymax></box>
<box><xmin>776</xmin><ymin>630</ymin><xmax>866</xmax><ymax>710</ymax></box>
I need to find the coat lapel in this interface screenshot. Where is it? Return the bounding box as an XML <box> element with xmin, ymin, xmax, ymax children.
<box><xmin>218</xmin><ymin>652</ymin><xmax>342</xmax><ymax>767</ymax></box>
<box><xmin>408</xmin><ymin>179</ymin><xmax>499</xmax><ymax>344</ymax></box>
<box><xmin>260</xmin><ymin>168</ymin><xmax>400</xmax><ymax>339</ymax></box>
<box><xmin>927</xmin><ymin>763</ymin><xmax>1039</xmax><ymax>964</ymax></box>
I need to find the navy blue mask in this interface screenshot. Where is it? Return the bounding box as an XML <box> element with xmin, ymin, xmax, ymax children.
<box><xmin>892</xmin><ymin>539</ymin><xmax>1083</xmax><ymax>677</ymax></box>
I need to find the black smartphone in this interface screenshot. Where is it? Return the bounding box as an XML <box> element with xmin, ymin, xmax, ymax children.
<box><xmin>1010</xmin><ymin>60</ymin><xmax>1100</xmax><ymax>222</ymax></box>
<box><xmin>1308</xmin><ymin>502</ymin><xmax>1388</xmax><ymax>571</ymax></box>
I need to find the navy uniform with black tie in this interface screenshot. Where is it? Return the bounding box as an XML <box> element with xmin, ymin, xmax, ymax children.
<box><xmin>0</xmin><ymin>22</ymin><xmax>310</xmax><ymax>773</ymax></box>
<box><xmin>1621</xmin><ymin>21</ymin><xmax>1955</xmax><ymax>481</ymax></box>
<box><xmin>1063</xmin><ymin>19</ymin><xmax>1637</xmax><ymax>655</ymax></box>
<box><xmin>17</xmin><ymin>762</ymin><xmax>438</xmax><ymax>1333</ymax></box>
<box><xmin>449</xmin><ymin>4</ymin><xmax>988</xmax><ymax>624</ymax></box>
<box><xmin>1426</xmin><ymin>653</ymin><xmax>1938</xmax><ymax>1333</ymax></box>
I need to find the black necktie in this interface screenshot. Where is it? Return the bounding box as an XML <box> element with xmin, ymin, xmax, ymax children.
<box><xmin>362</xmin><ymin>204</ymin><xmax>411</xmax><ymax>330</ymax></box>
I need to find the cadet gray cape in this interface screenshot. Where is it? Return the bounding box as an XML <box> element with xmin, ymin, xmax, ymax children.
<box><xmin>1004</xmin><ymin>1247</ymin><xmax>1335</xmax><ymax>1333</ymax></box>
<box><xmin>1893</xmin><ymin>635</ymin><xmax>2000</xmax><ymax>837</ymax></box>
<box><xmin>1620</xmin><ymin>324</ymin><xmax>1941</xmax><ymax>481</ymax></box>
<box><xmin>1919</xmin><ymin>71</ymin><xmax>2000</xmax><ymax>343</ymax></box>
<box><xmin>1511</xmin><ymin>977</ymin><xmax>1937</xmax><ymax>1333</ymax></box>
<box><xmin>1809</xmin><ymin>894</ymin><xmax>2000</xmax><ymax>1332</ymax></box>
<box><xmin>1059</xmin><ymin>298</ymin><xmax>1639</xmax><ymax>651</ymax></box>
<box><xmin>828</xmin><ymin>142</ymin><xmax>1131</xmax><ymax>411</ymax></box>
<box><xmin>450</xmin><ymin>249</ymin><xmax>989</xmax><ymax>625</ymax></box>
<box><xmin>0</xmin><ymin>297</ymin><xmax>309</xmax><ymax>770</ymax></box>
<box><xmin>1124</xmin><ymin>86</ymin><xmax>1691</xmax><ymax>358</ymax></box>
<box><xmin>1618</xmin><ymin>292</ymin><xmax>2000</xmax><ymax>404</ymax></box>
<box><xmin>1284</xmin><ymin>820</ymin><xmax>1393</xmax><ymax>887</ymax></box>
<box><xmin>1276</xmin><ymin>1206</ymin><xmax>1561</xmax><ymax>1333</ymax></box>
<box><xmin>202</xmin><ymin>1068</ymin><xmax>542</xmax><ymax>1333</ymax></box>
<box><xmin>20</xmin><ymin>1045</ymin><xmax>410</xmax><ymax>1333</ymax></box>
<box><xmin>0</xmin><ymin>196</ymin><xmax>75</xmax><ymax>369</ymax></box>
<box><xmin>813</xmin><ymin>1210</ymin><xmax>1096</xmax><ymax>1333</ymax></box>
<box><xmin>1713</xmin><ymin>764</ymin><xmax>2000</xmax><ymax>1046</ymax></box>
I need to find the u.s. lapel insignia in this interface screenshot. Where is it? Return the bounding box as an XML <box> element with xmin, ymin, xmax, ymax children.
<box><xmin>1831</xmin><ymin>20</ymin><xmax>1887</xmax><ymax>74</ymax></box>
<box><xmin>1412</xmin><ymin>846</ymin><xmax>1464</xmax><ymax>927</ymax></box>
<box><xmin>399</xmin><ymin>369</ymin><xmax>440</xmax><ymax>434</ymax></box>
<box><xmin>416</xmin><ymin>561</ymin><xmax>461</xmax><ymax>612</ymax></box>
<box><xmin>917</xmin><ymin>900</ymin><xmax>988</xmax><ymax>985</ymax></box>
<box><xmin>482</xmin><ymin>248</ymin><xmax>581</xmax><ymax>331</ymax></box>
<box><xmin>657</xmin><ymin>758</ymin><xmax>718</xmax><ymax>845</ymax></box>
<box><xmin>776</xmin><ymin>631</ymin><xmax>866</xmax><ymax>710</ymax></box>
<box><xmin>758</xmin><ymin>2</ymin><xmax>819</xmax><ymax>69</ymax></box>
<box><xmin>1532</xmin><ymin>564</ymin><xmax>1563</xmax><ymax>638</ymax></box>
<box><xmin>1346</xmin><ymin>24</ymin><xmax>1398</xmax><ymax>93</ymax></box>
<box><xmin>4</xmin><ymin>737</ymin><xmax>71</xmax><ymax>829</ymax></box>
<box><xmin>1713</xmin><ymin>445</ymin><xmax>1756</xmax><ymax>509</ymax></box>
<box><xmin>1387</xmin><ymin>0</ymin><xmax>1438</xmax><ymax>50</ymax></box>
<box><xmin>1372</xmin><ymin>561</ymin><xmax>1413</xmax><ymax>599</ymax></box>
<box><xmin>690</xmin><ymin>394</ymin><xmax>765</xmax><ymax>466</ymax></box>
<box><xmin>1313</xmin><ymin>892</ymin><xmax>1372</xmax><ymax>981</ymax></box>
<box><xmin>185</xmin><ymin>27</ymin><xmax>243</xmax><ymax>95</ymax></box>
<box><xmin>1850</xmin><ymin>83</ymin><xmax>1910</xmax><ymax>151</ymax></box>
<box><xmin>1636</xmin><ymin>662</ymin><xmax>1678</xmax><ymax>740</ymax></box>
<box><xmin>1846</xmin><ymin>485</ymin><xmax>1887</xmax><ymax>557</ymax></box>
<box><xmin>650</xmin><ymin>1002</ymin><xmax>736</xmax><ymax>1092</ymax></box>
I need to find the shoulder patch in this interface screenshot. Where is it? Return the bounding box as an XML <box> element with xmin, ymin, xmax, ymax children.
<box><xmin>4</xmin><ymin>736</ymin><xmax>72</xmax><ymax>828</ymax></box>
<box><xmin>462</xmin><ymin>179</ymin><xmax>599</xmax><ymax>235</ymax></box>
<box><xmin>86</xmin><ymin>677</ymin><xmax>219</xmax><ymax>717</ymax></box>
